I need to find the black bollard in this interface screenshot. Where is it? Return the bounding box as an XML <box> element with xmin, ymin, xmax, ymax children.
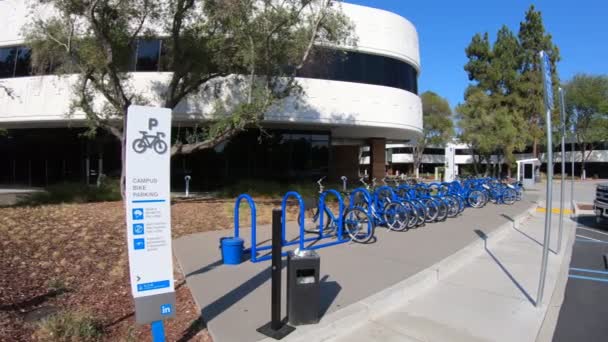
<box><xmin>256</xmin><ymin>209</ymin><xmax>295</xmax><ymax>339</ymax></box>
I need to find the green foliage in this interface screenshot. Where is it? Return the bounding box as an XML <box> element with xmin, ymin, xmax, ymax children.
<box><xmin>24</xmin><ymin>0</ymin><xmax>355</xmax><ymax>156</ymax></box>
<box><xmin>564</xmin><ymin>74</ymin><xmax>608</xmax><ymax>169</ymax></box>
<box><xmin>413</xmin><ymin>91</ymin><xmax>454</xmax><ymax>171</ymax></box>
<box><xmin>458</xmin><ymin>6</ymin><xmax>560</xmax><ymax>175</ymax></box>
<box><xmin>34</xmin><ymin>311</ymin><xmax>103</xmax><ymax>342</ymax></box>
<box><xmin>18</xmin><ymin>178</ymin><xmax>121</xmax><ymax>206</ymax></box>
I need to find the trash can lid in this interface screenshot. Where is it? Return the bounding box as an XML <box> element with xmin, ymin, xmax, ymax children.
<box><xmin>221</xmin><ymin>237</ymin><xmax>244</xmax><ymax>246</ymax></box>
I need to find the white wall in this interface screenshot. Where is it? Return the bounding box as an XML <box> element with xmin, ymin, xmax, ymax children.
<box><xmin>0</xmin><ymin>1</ymin><xmax>423</xmax><ymax>141</ymax></box>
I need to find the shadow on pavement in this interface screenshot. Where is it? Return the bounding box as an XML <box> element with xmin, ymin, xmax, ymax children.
<box><xmin>474</xmin><ymin>229</ymin><xmax>536</xmax><ymax>306</ymax></box>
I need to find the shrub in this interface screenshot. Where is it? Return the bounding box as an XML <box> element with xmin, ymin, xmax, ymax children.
<box><xmin>17</xmin><ymin>178</ymin><xmax>121</xmax><ymax>206</ymax></box>
<box><xmin>34</xmin><ymin>311</ymin><xmax>103</xmax><ymax>342</ymax></box>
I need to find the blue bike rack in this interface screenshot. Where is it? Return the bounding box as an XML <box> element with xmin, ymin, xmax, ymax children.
<box><xmin>232</xmin><ymin>194</ymin><xmax>262</xmax><ymax>262</ymax></box>
<box><xmin>349</xmin><ymin>188</ymin><xmax>373</xmax><ymax>217</ymax></box>
<box><xmin>281</xmin><ymin>191</ymin><xmax>307</xmax><ymax>251</ymax></box>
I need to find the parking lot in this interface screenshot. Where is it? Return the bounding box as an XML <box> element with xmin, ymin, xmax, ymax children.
<box><xmin>553</xmin><ymin>215</ymin><xmax>608</xmax><ymax>342</ymax></box>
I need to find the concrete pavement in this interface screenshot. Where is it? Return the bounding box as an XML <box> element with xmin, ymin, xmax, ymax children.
<box><xmin>332</xmin><ymin>202</ymin><xmax>578</xmax><ymax>342</ymax></box>
<box><xmin>173</xmin><ymin>195</ymin><xmax>538</xmax><ymax>342</ymax></box>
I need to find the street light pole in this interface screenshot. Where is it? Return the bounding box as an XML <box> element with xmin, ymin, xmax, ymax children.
<box><xmin>536</xmin><ymin>51</ymin><xmax>554</xmax><ymax>307</ymax></box>
<box><xmin>557</xmin><ymin>88</ymin><xmax>566</xmax><ymax>254</ymax></box>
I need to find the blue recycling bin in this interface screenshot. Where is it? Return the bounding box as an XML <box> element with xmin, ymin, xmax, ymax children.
<box><xmin>220</xmin><ymin>237</ymin><xmax>244</xmax><ymax>265</ymax></box>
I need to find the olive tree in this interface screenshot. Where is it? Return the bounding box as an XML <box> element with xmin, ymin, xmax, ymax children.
<box><xmin>24</xmin><ymin>0</ymin><xmax>355</xmax><ymax>193</ymax></box>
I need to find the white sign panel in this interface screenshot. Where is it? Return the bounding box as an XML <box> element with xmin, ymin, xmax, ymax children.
<box><xmin>125</xmin><ymin>105</ymin><xmax>174</xmax><ymax>299</ymax></box>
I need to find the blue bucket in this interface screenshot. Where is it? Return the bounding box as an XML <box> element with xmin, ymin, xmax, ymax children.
<box><xmin>220</xmin><ymin>237</ymin><xmax>244</xmax><ymax>265</ymax></box>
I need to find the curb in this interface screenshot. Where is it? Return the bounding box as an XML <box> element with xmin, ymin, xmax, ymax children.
<box><xmin>535</xmin><ymin>204</ymin><xmax>579</xmax><ymax>341</ymax></box>
<box><xmin>267</xmin><ymin>202</ymin><xmax>539</xmax><ymax>342</ymax></box>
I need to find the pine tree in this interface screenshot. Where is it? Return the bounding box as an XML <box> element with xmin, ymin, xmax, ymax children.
<box><xmin>518</xmin><ymin>5</ymin><xmax>561</xmax><ymax>157</ymax></box>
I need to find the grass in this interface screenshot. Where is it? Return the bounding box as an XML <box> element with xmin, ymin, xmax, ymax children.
<box><xmin>34</xmin><ymin>311</ymin><xmax>103</xmax><ymax>342</ymax></box>
<box><xmin>17</xmin><ymin>178</ymin><xmax>121</xmax><ymax>206</ymax></box>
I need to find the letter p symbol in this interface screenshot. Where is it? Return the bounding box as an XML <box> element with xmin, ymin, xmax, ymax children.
<box><xmin>148</xmin><ymin>118</ymin><xmax>159</xmax><ymax>131</ymax></box>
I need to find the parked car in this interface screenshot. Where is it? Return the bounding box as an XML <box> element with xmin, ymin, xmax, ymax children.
<box><xmin>594</xmin><ymin>183</ymin><xmax>608</xmax><ymax>225</ymax></box>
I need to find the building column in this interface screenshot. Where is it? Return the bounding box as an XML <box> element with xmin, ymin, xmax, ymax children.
<box><xmin>368</xmin><ymin>138</ymin><xmax>386</xmax><ymax>180</ymax></box>
<box><xmin>329</xmin><ymin>145</ymin><xmax>360</xmax><ymax>181</ymax></box>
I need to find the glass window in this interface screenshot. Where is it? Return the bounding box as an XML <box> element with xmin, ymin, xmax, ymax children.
<box><xmin>135</xmin><ymin>39</ymin><xmax>161</xmax><ymax>71</ymax></box>
<box><xmin>297</xmin><ymin>48</ymin><xmax>418</xmax><ymax>95</ymax></box>
<box><xmin>0</xmin><ymin>47</ymin><xmax>17</xmax><ymax>78</ymax></box>
<box><xmin>14</xmin><ymin>47</ymin><xmax>32</xmax><ymax>77</ymax></box>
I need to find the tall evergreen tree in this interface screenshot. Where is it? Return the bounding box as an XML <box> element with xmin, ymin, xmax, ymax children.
<box><xmin>518</xmin><ymin>5</ymin><xmax>561</xmax><ymax>157</ymax></box>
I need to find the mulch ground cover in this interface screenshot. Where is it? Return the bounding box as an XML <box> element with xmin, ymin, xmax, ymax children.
<box><xmin>0</xmin><ymin>198</ymin><xmax>301</xmax><ymax>341</ymax></box>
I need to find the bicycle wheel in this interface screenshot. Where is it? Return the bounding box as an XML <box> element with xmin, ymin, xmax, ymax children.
<box><xmin>467</xmin><ymin>190</ymin><xmax>485</xmax><ymax>208</ymax></box>
<box><xmin>502</xmin><ymin>188</ymin><xmax>517</xmax><ymax>205</ymax></box>
<box><xmin>411</xmin><ymin>200</ymin><xmax>427</xmax><ymax>226</ymax></box>
<box><xmin>401</xmin><ymin>201</ymin><xmax>419</xmax><ymax>229</ymax></box>
<box><xmin>435</xmin><ymin>198</ymin><xmax>448</xmax><ymax>222</ymax></box>
<box><xmin>383</xmin><ymin>202</ymin><xmax>409</xmax><ymax>231</ymax></box>
<box><xmin>422</xmin><ymin>198</ymin><xmax>439</xmax><ymax>222</ymax></box>
<box><xmin>343</xmin><ymin>207</ymin><xmax>374</xmax><ymax>243</ymax></box>
<box><xmin>446</xmin><ymin>196</ymin><xmax>460</xmax><ymax>218</ymax></box>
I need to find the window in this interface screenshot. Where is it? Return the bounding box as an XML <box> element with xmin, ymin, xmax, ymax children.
<box><xmin>135</xmin><ymin>39</ymin><xmax>161</xmax><ymax>71</ymax></box>
<box><xmin>14</xmin><ymin>47</ymin><xmax>32</xmax><ymax>77</ymax></box>
<box><xmin>298</xmin><ymin>49</ymin><xmax>419</xmax><ymax>94</ymax></box>
<box><xmin>0</xmin><ymin>47</ymin><xmax>17</xmax><ymax>78</ymax></box>
<box><xmin>424</xmin><ymin>148</ymin><xmax>445</xmax><ymax>155</ymax></box>
<box><xmin>391</xmin><ymin>147</ymin><xmax>413</xmax><ymax>154</ymax></box>
<box><xmin>455</xmin><ymin>149</ymin><xmax>473</xmax><ymax>155</ymax></box>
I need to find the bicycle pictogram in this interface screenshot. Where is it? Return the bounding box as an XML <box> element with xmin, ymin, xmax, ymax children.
<box><xmin>132</xmin><ymin>131</ymin><xmax>168</xmax><ymax>154</ymax></box>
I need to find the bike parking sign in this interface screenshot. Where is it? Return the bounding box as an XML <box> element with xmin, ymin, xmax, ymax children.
<box><xmin>125</xmin><ymin>105</ymin><xmax>176</xmax><ymax>324</ymax></box>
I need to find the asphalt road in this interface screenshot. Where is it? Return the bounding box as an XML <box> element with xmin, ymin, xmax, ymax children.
<box><xmin>553</xmin><ymin>215</ymin><xmax>608</xmax><ymax>342</ymax></box>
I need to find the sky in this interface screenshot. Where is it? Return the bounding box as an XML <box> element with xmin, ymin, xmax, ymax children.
<box><xmin>346</xmin><ymin>0</ymin><xmax>608</xmax><ymax>109</ymax></box>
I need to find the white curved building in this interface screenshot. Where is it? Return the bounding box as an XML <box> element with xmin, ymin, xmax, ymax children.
<box><xmin>0</xmin><ymin>1</ymin><xmax>422</xmax><ymax>188</ymax></box>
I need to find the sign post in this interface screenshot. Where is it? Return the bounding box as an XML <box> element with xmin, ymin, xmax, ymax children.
<box><xmin>536</xmin><ymin>51</ymin><xmax>554</xmax><ymax>307</ymax></box>
<box><xmin>125</xmin><ymin>105</ymin><xmax>175</xmax><ymax>340</ymax></box>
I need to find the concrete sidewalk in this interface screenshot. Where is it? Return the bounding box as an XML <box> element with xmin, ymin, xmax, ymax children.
<box><xmin>174</xmin><ymin>196</ymin><xmax>539</xmax><ymax>342</ymax></box>
<box><xmin>331</xmin><ymin>209</ymin><xmax>577</xmax><ymax>342</ymax></box>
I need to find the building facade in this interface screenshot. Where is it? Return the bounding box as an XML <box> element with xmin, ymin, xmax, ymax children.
<box><xmin>0</xmin><ymin>1</ymin><xmax>423</xmax><ymax>189</ymax></box>
<box><xmin>361</xmin><ymin>143</ymin><xmax>608</xmax><ymax>179</ymax></box>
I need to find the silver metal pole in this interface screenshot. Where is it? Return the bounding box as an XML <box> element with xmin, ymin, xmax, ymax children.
<box><xmin>557</xmin><ymin>88</ymin><xmax>566</xmax><ymax>254</ymax></box>
<box><xmin>570</xmin><ymin>109</ymin><xmax>575</xmax><ymax>211</ymax></box>
<box><xmin>537</xmin><ymin>112</ymin><xmax>554</xmax><ymax>306</ymax></box>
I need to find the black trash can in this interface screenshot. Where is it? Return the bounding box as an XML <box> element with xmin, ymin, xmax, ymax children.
<box><xmin>287</xmin><ymin>250</ymin><xmax>320</xmax><ymax>325</ymax></box>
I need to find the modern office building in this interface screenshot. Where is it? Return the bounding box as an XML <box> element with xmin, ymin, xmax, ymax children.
<box><xmin>0</xmin><ymin>1</ymin><xmax>423</xmax><ymax>189</ymax></box>
<box><xmin>361</xmin><ymin>143</ymin><xmax>608</xmax><ymax>179</ymax></box>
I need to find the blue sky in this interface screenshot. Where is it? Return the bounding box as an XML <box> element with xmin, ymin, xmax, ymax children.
<box><xmin>347</xmin><ymin>0</ymin><xmax>608</xmax><ymax>109</ymax></box>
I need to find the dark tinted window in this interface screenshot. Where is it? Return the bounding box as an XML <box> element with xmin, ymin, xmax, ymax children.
<box><xmin>0</xmin><ymin>47</ymin><xmax>17</xmax><ymax>78</ymax></box>
<box><xmin>391</xmin><ymin>147</ymin><xmax>413</xmax><ymax>154</ymax></box>
<box><xmin>455</xmin><ymin>149</ymin><xmax>473</xmax><ymax>155</ymax></box>
<box><xmin>14</xmin><ymin>47</ymin><xmax>32</xmax><ymax>77</ymax></box>
<box><xmin>424</xmin><ymin>148</ymin><xmax>445</xmax><ymax>155</ymax></box>
<box><xmin>135</xmin><ymin>39</ymin><xmax>161</xmax><ymax>71</ymax></box>
<box><xmin>298</xmin><ymin>49</ymin><xmax>418</xmax><ymax>94</ymax></box>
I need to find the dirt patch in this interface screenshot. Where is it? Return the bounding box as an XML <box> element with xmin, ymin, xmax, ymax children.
<box><xmin>0</xmin><ymin>198</ymin><xmax>302</xmax><ymax>341</ymax></box>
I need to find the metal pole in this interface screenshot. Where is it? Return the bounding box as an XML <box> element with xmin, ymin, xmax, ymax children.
<box><xmin>151</xmin><ymin>321</ymin><xmax>165</xmax><ymax>342</ymax></box>
<box><xmin>270</xmin><ymin>208</ymin><xmax>282</xmax><ymax>330</ymax></box>
<box><xmin>557</xmin><ymin>88</ymin><xmax>566</xmax><ymax>253</ymax></box>
<box><xmin>257</xmin><ymin>208</ymin><xmax>295</xmax><ymax>339</ymax></box>
<box><xmin>537</xmin><ymin>110</ymin><xmax>554</xmax><ymax>307</ymax></box>
<box><xmin>570</xmin><ymin>109</ymin><xmax>575</xmax><ymax>211</ymax></box>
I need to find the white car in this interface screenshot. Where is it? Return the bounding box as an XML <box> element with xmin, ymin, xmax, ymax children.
<box><xmin>594</xmin><ymin>183</ymin><xmax>608</xmax><ymax>225</ymax></box>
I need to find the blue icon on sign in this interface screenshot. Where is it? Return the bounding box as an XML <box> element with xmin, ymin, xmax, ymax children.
<box><xmin>133</xmin><ymin>224</ymin><xmax>145</xmax><ymax>235</ymax></box>
<box><xmin>134</xmin><ymin>238</ymin><xmax>145</xmax><ymax>250</ymax></box>
<box><xmin>160</xmin><ymin>304</ymin><xmax>172</xmax><ymax>315</ymax></box>
<box><xmin>132</xmin><ymin>208</ymin><xmax>144</xmax><ymax>220</ymax></box>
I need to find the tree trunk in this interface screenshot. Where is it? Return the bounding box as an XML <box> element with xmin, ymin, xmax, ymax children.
<box><xmin>120</xmin><ymin>114</ymin><xmax>128</xmax><ymax>200</ymax></box>
<box><xmin>532</xmin><ymin>139</ymin><xmax>538</xmax><ymax>158</ymax></box>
